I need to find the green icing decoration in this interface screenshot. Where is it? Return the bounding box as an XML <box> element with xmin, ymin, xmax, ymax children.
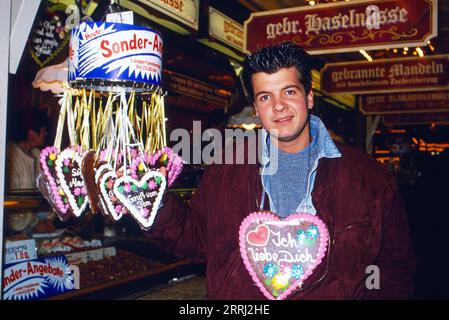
<box><xmin>304</xmin><ymin>238</ymin><xmax>316</xmax><ymax>246</ymax></box>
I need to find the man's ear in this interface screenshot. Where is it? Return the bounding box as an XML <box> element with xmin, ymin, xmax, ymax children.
<box><xmin>307</xmin><ymin>90</ymin><xmax>314</xmax><ymax>110</ymax></box>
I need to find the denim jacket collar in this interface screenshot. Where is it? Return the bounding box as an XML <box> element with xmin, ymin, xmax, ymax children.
<box><xmin>260</xmin><ymin>114</ymin><xmax>341</xmax><ymax>167</ymax></box>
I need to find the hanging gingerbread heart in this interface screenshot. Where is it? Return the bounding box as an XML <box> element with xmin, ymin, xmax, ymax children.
<box><xmin>129</xmin><ymin>147</ymin><xmax>183</xmax><ymax>187</ymax></box>
<box><xmin>113</xmin><ymin>171</ymin><xmax>166</xmax><ymax>230</ymax></box>
<box><xmin>83</xmin><ymin>148</ymin><xmax>119</xmax><ymax>216</ymax></box>
<box><xmin>98</xmin><ymin>167</ymin><xmax>128</xmax><ymax>221</ymax></box>
<box><xmin>55</xmin><ymin>146</ymin><xmax>90</xmax><ymax>217</ymax></box>
<box><xmin>36</xmin><ymin>173</ymin><xmax>63</xmax><ymax>219</ymax></box>
<box><xmin>239</xmin><ymin>212</ymin><xmax>329</xmax><ymax>300</ymax></box>
<box><xmin>94</xmin><ymin>163</ymin><xmax>112</xmax><ymax>217</ymax></box>
<box><xmin>39</xmin><ymin>146</ymin><xmax>72</xmax><ymax>221</ymax></box>
<box><xmin>149</xmin><ymin>147</ymin><xmax>183</xmax><ymax>187</ymax></box>
<box><xmin>81</xmin><ymin>150</ymin><xmax>101</xmax><ymax>213</ymax></box>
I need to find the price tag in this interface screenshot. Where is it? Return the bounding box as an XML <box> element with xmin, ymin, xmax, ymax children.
<box><xmin>5</xmin><ymin>239</ymin><xmax>37</xmax><ymax>265</ymax></box>
<box><xmin>106</xmin><ymin>11</ymin><xmax>134</xmax><ymax>24</ymax></box>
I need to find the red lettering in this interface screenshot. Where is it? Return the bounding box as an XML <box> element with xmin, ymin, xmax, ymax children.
<box><xmin>3</xmin><ymin>268</ymin><xmax>24</xmax><ymax>288</ymax></box>
<box><xmin>101</xmin><ymin>33</ymin><xmax>160</xmax><ymax>58</ymax></box>
<box><xmin>112</xmin><ymin>42</ymin><xmax>120</xmax><ymax>54</ymax></box>
<box><xmin>101</xmin><ymin>40</ymin><xmax>113</xmax><ymax>58</ymax></box>
<box><xmin>153</xmin><ymin>34</ymin><xmax>161</xmax><ymax>52</ymax></box>
<box><xmin>120</xmin><ymin>39</ymin><xmax>129</xmax><ymax>52</ymax></box>
<box><xmin>130</xmin><ymin>34</ymin><xmax>136</xmax><ymax>49</ymax></box>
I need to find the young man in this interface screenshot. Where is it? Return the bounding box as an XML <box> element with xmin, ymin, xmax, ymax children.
<box><xmin>7</xmin><ymin>107</ymin><xmax>50</xmax><ymax>189</ymax></box>
<box><xmin>147</xmin><ymin>42</ymin><xmax>416</xmax><ymax>299</ymax></box>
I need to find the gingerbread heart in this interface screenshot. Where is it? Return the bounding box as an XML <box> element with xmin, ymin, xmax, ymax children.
<box><xmin>81</xmin><ymin>151</ymin><xmax>101</xmax><ymax>214</ymax></box>
<box><xmin>36</xmin><ymin>173</ymin><xmax>62</xmax><ymax>217</ymax></box>
<box><xmin>94</xmin><ymin>163</ymin><xmax>113</xmax><ymax>217</ymax></box>
<box><xmin>99</xmin><ymin>168</ymin><xmax>128</xmax><ymax>221</ymax></box>
<box><xmin>239</xmin><ymin>212</ymin><xmax>329</xmax><ymax>300</ymax></box>
<box><xmin>130</xmin><ymin>147</ymin><xmax>183</xmax><ymax>187</ymax></box>
<box><xmin>39</xmin><ymin>146</ymin><xmax>72</xmax><ymax>221</ymax></box>
<box><xmin>113</xmin><ymin>171</ymin><xmax>166</xmax><ymax>230</ymax></box>
<box><xmin>150</xmin><ymin>147</ymin><xmax>183</xmax><ymax>187</ymax></box>
<box><xmin>55</xmin><ymin>146</ymin><xmax>89</xmax><ymax>217</ymax></box>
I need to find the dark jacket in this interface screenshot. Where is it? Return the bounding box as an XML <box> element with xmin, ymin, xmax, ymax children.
<box><xmin>146</xmin><ymin>142</ymin><xmax>416</xmax><ymax>299</ymax></box>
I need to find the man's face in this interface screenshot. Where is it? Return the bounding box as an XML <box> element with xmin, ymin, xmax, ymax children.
<box><xmin>252</xmin><ymin>67</ymin><xmax>314</xmax><ymax>153</ymax></box>
<box><xmin>28</xmin><ymin>127</ymin><xmax>47</xmax><ymax>148</ymax></box>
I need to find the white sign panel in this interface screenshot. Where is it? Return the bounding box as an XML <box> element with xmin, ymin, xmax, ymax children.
<box><xmin>140</xmin><ymin>0</ymin><xmax>199</xmax><ymax>30</ymax></box>
<box><xmin>209</xmin><ymin>7</ymin><xmax>244</xmax><ymax>52</ymax></box>
<box><xmin>5</xmin><ymin>239</ymin><xmax>37</xmax><ymax>265</ymax></box>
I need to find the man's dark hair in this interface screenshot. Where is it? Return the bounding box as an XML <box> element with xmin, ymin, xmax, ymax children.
<box><xmin>9</xmin><ymin>107</ymin><xmax>51</xmax><ymax>143</ymax></box>
<box><xmin>241</xmin><ymin>42</ymin><xmax>312</xmax><ymax>102</ymax></box>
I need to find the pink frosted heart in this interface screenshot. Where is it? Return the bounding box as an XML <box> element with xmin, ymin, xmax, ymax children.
<box><xmin>55</xmin><ymin>146</ymin><xmax>90</xmax><ymax>217</ymax></box>
<box><xmin>39</xmin><ymin>146</ymin><xmax>72</xmax><ymax>221</ymax></box>
<box><xmin>239</xmin><ymin>212</ymin><xmax>329</xmax><ymax>300</ymax></box>
<box><xmin>148</xmin><ymin>147</ymin><xmax>183</xmax><ymax>187</ymax></box>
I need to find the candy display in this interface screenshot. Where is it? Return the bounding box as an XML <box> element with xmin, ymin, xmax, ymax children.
<box><xmin>38</xmin><ymin>21</ymin><xmax>183</xmax><ymax>230</ymax></box>
<box><xmin>38</xmin><ymin>236</ymin><xmax>102</xmax><ymax>255</ymax></box>
<box><xmin>77</xmin><ymin>249</ymin><xmax>164</xmax><ymax>288</ymax></box>
<box><xmin>239</xmin><ymin>212</ymin><xmax>329</xmax><ymax>300</ymax></box>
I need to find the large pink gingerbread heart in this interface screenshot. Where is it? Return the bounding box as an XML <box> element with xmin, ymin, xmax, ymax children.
<box><xmin>239</xmin><ymin>212</ymin><xmax>329</xmax><ymax>300</ymax></box>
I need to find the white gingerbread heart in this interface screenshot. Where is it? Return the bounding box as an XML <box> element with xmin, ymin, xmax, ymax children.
<box><xmin>55</xmin><ymin>147</ymin><xmax>89</xmax><ymax>217</ymax></box>
<box><xmin>99</xmin><ymin>169</ymin><xmax>126</xmax><ymax>221</ymax></box>
<box><xmin>113</xmin><ymin>171</ymin><xmax>166</xmax><ymax>230</ymax></box>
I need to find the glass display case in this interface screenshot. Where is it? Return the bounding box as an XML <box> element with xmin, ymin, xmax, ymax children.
<box><xmin>2</xmin><ymin>185</ymin><xmax>203</xmax><ymax>300</ymax></box>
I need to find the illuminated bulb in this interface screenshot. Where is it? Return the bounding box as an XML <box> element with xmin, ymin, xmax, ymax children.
<box><xmin>393</xmin><ymin>48</ymin><xmax>397</xmax><ymax>53</ymax></box>
<box><xmin>428</xmin><ymin>41</ymin><xmax>435</xmax><ymax>51</ymax></box>
<box><xmin>241</xmin><ymin>123</ymin><xmax>257</xmax><ymax>131</ymax></box>
<box><xmin>309</xmin><ymin>0</ymin><xmax>316</xmax><ymax>5</ymax></box>
<box><xmin>416</xmin><ymin>47</ymin><xmax>424</xmax><ymax>57</ymax></box>
<box><xmin>359</xmin><ymin>49</ymin><xmax>372</xmax><ymax>61</ymax></box>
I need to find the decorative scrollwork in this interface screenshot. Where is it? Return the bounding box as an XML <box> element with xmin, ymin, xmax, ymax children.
<box><xmin>303</xmin><ymin>26</ymin><xmax>419</xmax><ymax>46</ymax></box>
